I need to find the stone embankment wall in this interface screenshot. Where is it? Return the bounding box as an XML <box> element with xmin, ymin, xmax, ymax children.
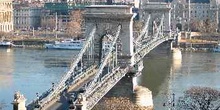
<box><xmin>12</xmin><ymin>39</ymin><xmax>50</xmax><ymax>48</ymax></box>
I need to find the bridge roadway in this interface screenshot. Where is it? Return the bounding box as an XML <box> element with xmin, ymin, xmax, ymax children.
<box><xmin>42</xmin><ymin>65</ymin><xmax>97</xmax><ymax>110</ymax></box>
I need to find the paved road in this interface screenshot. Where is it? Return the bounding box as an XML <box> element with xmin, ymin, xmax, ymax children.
<box><xmin>43</xmin><ymin>68</ymin><xmax>97</xmax><ymax>110</ymax></box>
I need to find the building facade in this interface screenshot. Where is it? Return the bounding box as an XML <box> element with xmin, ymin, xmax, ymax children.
<box><xmin>146</xmin><ymin>0</ymin><xmax>219</xmax><ymax>31</ymax></box>
<box><xmin>170</xmin><ymin>0</ymin><xmax>218</xmax><ymax>31</ymax></box>
<box><xmin>13</xmin><ymin>3</ymin><xmax>42</xmax><ymax>30</ymax></box>
<box><xmin>0</xmin><ymin>0</ymin><xmax>13</xmax><ymax>32</ymax></box>
<box><xmin>41</xmin><ymin>2</ymin><xmax>70</xmax><ymax>31</ymax></box>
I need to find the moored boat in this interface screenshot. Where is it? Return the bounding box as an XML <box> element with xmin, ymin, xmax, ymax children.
<box><xmin>45</xmin><ymin>39</ymin><xmax>84</xmax><ymax>50</ymax></box>
<box><xmin>0</xmin><ymin>40</ymin><xmax>13</xmax><ymax>48</ymax></box>
<box><xmin>213</xmin><ymin>44</ymin><xmax>220</xmax><ymax>52</ymax></box>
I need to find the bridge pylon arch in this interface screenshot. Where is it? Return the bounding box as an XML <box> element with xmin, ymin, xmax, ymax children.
<box><xmin>140</xmin><ymin>1</ymin><xmax>172</xmax><ymax>37</ymax></box>
<box><xmin>83</xmin><ymin>5</ymin><xmax>136</xmax><ymax>65</ymax></box>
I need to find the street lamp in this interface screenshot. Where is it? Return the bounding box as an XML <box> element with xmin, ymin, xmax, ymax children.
<box><xmin>52</xmin><ymin>82</ymin><xmax>55</xmax><ymax>91</ymax></box>
<box><xmin>163</xmin><ymin>93</ymin><xmax>175</xmax><ymax>110</ymax></box>
<box><xmin>35</xmin><ymin>92</ymin><xmax>40</xmax><ymax>108</ymax></box>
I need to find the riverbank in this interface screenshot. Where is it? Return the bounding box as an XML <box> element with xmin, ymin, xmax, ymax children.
<box><xmin>93</xmin><ymin>97</ymin><xmax>152</xmax><ymax>110</ymax></box>
<box><xmin>6</xmin><ymin>36</ymin><xmax>65</xmax><ymax>49</ymax></box>
<box><xmin>178</xmin><ymin>32</ymin><xmax>220</xmax><ymax>52</ymax></box>
<box><xmin>10</xmin><ymin>38</ymin><xmax>218</xmax><ymax>52</ymax></box>
<box><xmin>179</xmin><ymin>39</ymin><xmax>218</xmax><ymax>52</ymax></box>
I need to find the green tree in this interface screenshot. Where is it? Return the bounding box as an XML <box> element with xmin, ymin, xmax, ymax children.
<box><xmin>177</xmin><ymin>87</ymin><xmax>220</xmax><ymax>110</ymax></box>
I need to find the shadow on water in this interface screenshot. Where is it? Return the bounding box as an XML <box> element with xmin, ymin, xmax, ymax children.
<box><xmin>44</xmin><ymin>58</ymin><xmax>71</xmax><ymax>68</ymax></box>
<box><xmin>136</xmin><ymin>41</ymin><xmax>176</xmax><ymax>96</ymax></box>
<box><xmin>0</xmin><ymin>49</ymin><xmax>14</xmax><ymax>88</ymax></box>
<box><xmin>138</xmin><ymin>50</ymin><xmax>172</xmax><ymax>97</ymax></box>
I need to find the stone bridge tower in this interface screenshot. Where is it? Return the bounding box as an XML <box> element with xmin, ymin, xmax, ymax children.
<box><xmin>140</xmin><ymin>1</ymin><xmax>171</xmax><ymax>36</ymax></box>
<box><xmin>83</xmin><ymin>5</ymin><xmax>135</xmax><ymax>65</ymax></box>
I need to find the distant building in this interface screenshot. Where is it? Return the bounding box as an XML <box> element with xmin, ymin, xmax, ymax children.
<box><xmin>0</xmin><ymin>0</ymin><xmax>13</xmax><ymax>32</ymax></box>
<box><xmin>170</xmin><ymin>0</ymin><xmax>218</xmax><ymax>31</ymax></box>
<box><xmin>146</xmin><ymin>0</ymin><xmax>219</xmax><ymax>31</ymax></box>
<box><xmin>13</xmin><ymin>3</ymin><xmax>42</xmax><ymax>30</ymax></box>
<box><xmin>41</xmin><ymin>2</ymin><xmax>70</xmax><ymax>31</ymax></box>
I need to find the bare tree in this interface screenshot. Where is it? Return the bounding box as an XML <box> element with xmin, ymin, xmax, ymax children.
<box><xmin>0</xmin><ymin>31</ymin><xmax>6</xmax><ymax>37</ymax></box>
<box><xmin>189</xmin><ymin>19</ymin><xmax>218</xmax><ymax>33</ymax></box>
<box><xmin>190</xmin><ymin>20</ymin><xmax>199</xmax><ymax>32</ymax></box>
<box><xmin>94</xmin><ymin>97</ymin><xmax>151</xmax><ymax>110</ymax></box>
<box><xmin>67</xmin><ymin>9</ymin><xmax>84</xmax><ymax>39</ymax></box>
<box><xmin>177</xmin><ymin>87</ymin><xmax>220</xmax><ymax>110</ymax></box>
<box><xmin>133</xmin><ymin>21</ymin><xmax>144</xmax><ymax>38</ymax></box>
<box><xmin>197</xmin><ymin>20</ymin><xmax>206</xmax><ymax>32</ymax></box>
<box><xmin>204</xmin><ymin>19</ymin><xmax>211</xmax><ymax>33</ymax></box>
<box><xmin>41</xmin><ymin>17</ymin><xmax>56</xmax><ymax>31</ymax></box>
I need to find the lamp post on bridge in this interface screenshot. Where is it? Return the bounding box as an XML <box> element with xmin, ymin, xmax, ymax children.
<box><xmin>52</xmin><ymin>82</ymin><xmax>55</xmax><ymax>91</ymax></box>
<box><xmin>163</xmin><ymin>93</ymin><xmax>175</xmax><ymax>110</ymax></box>
<box><xmin>34</xmin><ymin>92</ymin><xmax>40</xmax><ymax>109</ymax></box>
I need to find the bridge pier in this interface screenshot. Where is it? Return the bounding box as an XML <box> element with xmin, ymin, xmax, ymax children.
<box><xmin>104</xmin><ymin>73</ymin><xmax>134</xmax><ymax>99</ymax></box>
<box><xmin>172</xmin><ymin>31</ymin><xmax>182</xmax><ymax>60</ymax></box>
<box><xmin>101</xmin><ymin>59</ymin><xmax>153</xmax><ymax>108</ymax></box>
<box><xmin>148</xmin><ymin>40</ymin><xmax>174</xmax><ymax>55</ymax></box>
<box><xmin>132</xmin><ymin>60</ymin><xmax>153</xmax><ymax>108</ymax></box>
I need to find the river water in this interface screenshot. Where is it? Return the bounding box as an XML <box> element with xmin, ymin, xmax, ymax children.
<box><xmin>0</xmin><ymin>48</ymin><xmax>78</xmax><ymax>110</ymax></box>
<box><xmin>139</xmin><ymin>51</ymin><xmax>220</xmax><ymax>110</ymax></box>
<box><xmin>1</xmin><ymin>48</ymin><xmax>220</xmax><ymax>110</ymax></box>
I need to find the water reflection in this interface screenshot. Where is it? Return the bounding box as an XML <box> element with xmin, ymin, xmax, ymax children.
<box><xmin>139</xmin><ymin>54</ymin><xmax>171</xmax><ymax>110</ymax></box>
<box><xmin>203</xmin><ymin>58</ymin><xmax>218</xmax><ymax>72</ymax></box>
<box><xmin>137</xmin><ymin>51</ymin><xmax>183</xmax><ymax>110</ymax></box>
<box><xmin>142</xmin><ymin>52</ymin><xmax>220</xmax><ymax>110</ymax></box>
<box><xmin>44</xmin><ymin>58</ymin><xmax>71</xmax><ymax>68</ymax></box>
<box><xmin>0</xmin><ymin>49</ymin><xmax>13</xmax><ymax>87</ymax></box>
<box><xmin>0</xmin><ymin>48</ymin><xmax>79</xmax><ymax>110</ymax></box>
<box><xmin>171</xmin><ymin>56</ymin><xmax>182</xmax><ymax>73</ymax></box>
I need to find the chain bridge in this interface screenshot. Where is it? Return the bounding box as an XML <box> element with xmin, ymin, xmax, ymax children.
<box><xmin>23</xmin><ymin>2</ymin><xmax>175</xmax><ymax>110</ymax></box>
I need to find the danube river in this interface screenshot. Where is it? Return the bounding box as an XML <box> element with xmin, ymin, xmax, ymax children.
<box><xmin>1</xmin><ymin>48</ymin><xmax>220</xmax><ymax>110</ymax></box>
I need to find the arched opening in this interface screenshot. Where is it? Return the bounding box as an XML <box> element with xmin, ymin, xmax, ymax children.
<box><xmin>99</xmin><ymin>34</ymin><xmax>113</xmax><ymax>65</ymax></box>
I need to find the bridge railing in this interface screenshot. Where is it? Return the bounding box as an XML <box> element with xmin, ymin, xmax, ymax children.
<box><xmin>133</xmin><ymin>14</ymin><xmax>171</xmax><ymax>64</ymax></box>
<box><xmin>26</xmin><ymin>26</ymin><xmax>97</xmax><ymax>109</ymax></box>
<box><xmin>84</xmin><ymin>24</ymin><xmax>122</xmax><ymax>97</ymax></box>
<box><xmin>42</xmin><ymin>26</ymin><xmax>96</xmax><ymax>106</ymax></box>
<box><xmin>86</xmin><ymin>67</ymin><xmax>130</xmax><ymax>110</ymax></box>
<box><xmin>134</xmin><ymin>14</ymin><xmax>151</xmax><ymax>44</ymax></box>
<box><xmin>82</xmin><ymin>14</ymin><xmax>173</xmax><ymax>110</ymax></box>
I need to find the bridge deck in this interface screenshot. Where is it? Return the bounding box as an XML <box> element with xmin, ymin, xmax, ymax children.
<box><xmin>42</xmin><ymin>66</ymin><xmax>97</xmax><ymax>110</ymax></box>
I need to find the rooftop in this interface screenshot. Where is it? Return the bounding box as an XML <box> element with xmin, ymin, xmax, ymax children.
<box><xmin>148</xmin><ymin>0</ymin><xmax>210</xmax><ymax>3</ymax></box>
<box><xmin>186</xmin><ymin>0</ymin><xmax>210</xmax><ymax>3</ymax></box>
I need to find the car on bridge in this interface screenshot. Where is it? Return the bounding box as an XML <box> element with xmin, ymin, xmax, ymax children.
<box><xmin>68</xmin><ymin>91</ymin><xmax>78</xmax><ymax>104</ymax></box>
<box><xmin>68</xmin><ymin>88</ymin><xmax>86</xmax><ymax>109</ymax></box>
